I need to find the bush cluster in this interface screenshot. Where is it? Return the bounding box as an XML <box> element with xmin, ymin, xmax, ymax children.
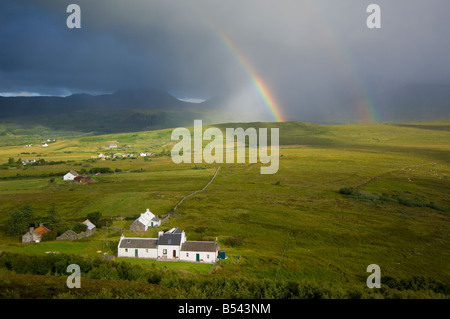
<box><xmin>0</xmin><ymin>252</ymin><xmax>448</xmax><ymax>299</ymax></box>
<box><xmin>339</xmin><ymin>187</ymin><xmax>449</xmax><ymax>213</ymax></box>
<box><xmin>224</xmin><ymin>236</ymin><xmax>244</xmax><ymax>247</ymax></box>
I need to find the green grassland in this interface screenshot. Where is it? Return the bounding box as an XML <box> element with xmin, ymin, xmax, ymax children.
<box><xmin>0</xmin><ymin>119</ymin><xmax>449</xmax><ymax>298</ymax></box>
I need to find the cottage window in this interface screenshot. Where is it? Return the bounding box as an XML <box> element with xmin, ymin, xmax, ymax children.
<box><xmin>145</xmin><ymin>249</ymin><xmax>148</xmax><ymax>253</ymax></box>
<box><xmin>186</xmin><ymin>253</ymin><xmax>189</xmax><ymax>257</ymax></box>
<box><xmin>163</xmin><ymin>249</ymin><xmax>167</xmax><ymax>254</ymax></box>
<box><xmin>125</xmin><ymin>249</ymin><xmax>128</xmax><ymax>252</ymax></box>
<box><xmin>207</xmin><ymin>254</ymin><xmax>210</xmax><ymax>259</ymax></box>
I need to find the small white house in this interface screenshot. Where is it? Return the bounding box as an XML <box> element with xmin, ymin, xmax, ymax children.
<box><xmin>41</xmin><ymin>143</ymin><xmax>48</xmax><ymax>147</ymax></box>
<box><xmin>129</xmin><ymin>208</ymin><xmax>161</xmax><ymax>231</ymax></box>
<box><xmin>63</xmin><ymin>170</ymin><xmax>78</xmax><ymax>181</ymax></box>
<box><xmin>139</xmin><ymin>152</ymin><xmax>153</xmax><ymax>157</ymax></box>
<box><xmin>22</xmin><ymin>159</ymin><xmax>36</xmax><ymax>165</ymax></box>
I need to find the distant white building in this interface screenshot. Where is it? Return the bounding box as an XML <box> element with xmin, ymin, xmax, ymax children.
<box><xmin>139</xmin><ymin>152</ymin><xmax>153</xmax><ymax>157</ymax></box>
<box><xmin>109</xmin><ymin>144</ymin><xmax>118</xmax><ymax>148</ymax></box>
<box><xmin>117</xmin><ymin>228</ymin><xmax>220</xmax><ymax>263</ymax></box>
<box><xmin>63</xmin><ymin>170</ymin><xmax>78</xmax><ymax>181</ymax></box>
<box><xmin>41</xmin><ymin>143</ymin><xmax>48</xmax><ymax>147</ymax></box>
<box><xmin>82</xmin><ymin>219</ymin><xmax>96</xmax><ymax>230</ymax></box>
<box><xmin>129</xmin><ymin>208</ymin><xmax>161</xmax><ymax>231</ymax></box>
<box><xmin>22</xmin><ymin>159</ymin><xmax>36</xmax><ymax>165</ymax></box>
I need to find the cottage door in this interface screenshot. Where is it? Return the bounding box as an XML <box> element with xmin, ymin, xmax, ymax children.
<box><xmin>135</xmin><ymin>249</ymin><xmax>138</xmax><ymax>257</ymax></box>
<box><xmin>196</xmin><ymin>253</ymin><xmax>200</xmax><ymax>262</ymax></box>
<box><xmin>173</xmin><ymin>250</ymin><xmax>176</xmax><ymax>258</ymax></box>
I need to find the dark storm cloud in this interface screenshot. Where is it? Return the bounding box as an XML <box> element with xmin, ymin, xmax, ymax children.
<box><xmin>1</xmin><ymin>0</ymin><xmax>449</xmax><ymax>121</ymax></box>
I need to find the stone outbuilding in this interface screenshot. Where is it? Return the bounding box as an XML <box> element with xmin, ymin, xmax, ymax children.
<box><xmin>22</xmin><ymin>224</ymin><xmax>51</xmax><ymax>243</ymax></box>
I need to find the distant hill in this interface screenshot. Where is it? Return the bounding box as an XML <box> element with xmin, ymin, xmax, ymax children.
<box><xmin>0</xmin><ymin>89</ymin><xmax>189</xmax><ymax>118</ymax></box>
<box><xmin>0</xmin><ymin>89</ymin><xmax>226</xmax><ymax>135</ymax></box>
<box><xmin>0</xmin><ymin>88</ymin><xmax>275</xmax><ymax>136</ymax></box>
<box><xmin>0</xmin><ymin>84</ymin><xmax>449</xmax><ymax>137</ymax></box>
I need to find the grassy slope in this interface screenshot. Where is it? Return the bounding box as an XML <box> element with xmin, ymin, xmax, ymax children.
<box><xmin>0</xmin><ymin>119</ymin><xmax>449</xmax><ymax>297</ymax></box>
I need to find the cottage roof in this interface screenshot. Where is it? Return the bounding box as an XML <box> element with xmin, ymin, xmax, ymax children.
<box><xmin>158</xmin><ymin>232</ymin><xmax>182</xmax><ymax>246</ymax></box>
<box><xmin>181</xmin><ymin>241</ymin><xmax>218</xmax><ymax>252</ymax></box>
<box><xmin>34</xmin><ymin>225</ymin><xmax>50</xmax><ymax>235</ymax></box>
<box><xmin>68</xmin><ymin>170</ymin><xmax>78</xmax><ymax>176</ymax></box>
<box><xmin>166</xmin><ymin>227</ymin><xmax>182</xmax><ymax>234</ymax></box>
<box><xmin>82</xmin><ymin>219</ymin><xmax>96</xmax><ymax>230</ymax></box>
<box><xmin>119</xmin><ymin>238</ymin><xmax>158</xmax><ymax>249</ymax></box>
<box><xmin>60</xmin><ymin>230</ymin><xmax>78</xmax><ymax>237</ymax></box>
<box><xmin>137</xmin><ymin>209</ymin><xmax>156</xmax><ymax>226</ymax></box>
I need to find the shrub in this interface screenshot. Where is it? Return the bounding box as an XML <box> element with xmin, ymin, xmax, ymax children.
<box><xmin>41</xmin><ymin>231</ymin><xmax>57</xmax><ymax>242</ymax></box>
<box><xmin>86</xmin><ymin>212</ymin><xmax>102</xmax><ymax>225</ymax></box>
<box><xmin>4</xmin><ymin>204</ymin><xmax>35</xmax><ymax>236</ymax></box>
<box><xmin>225</xmin><ymin>236</ymin><xmax>243</xmax><ymax>247</ymax></box>
<box><xmin>339</xmin><ymin>187</ymin><xmax>355</xmax><ymax>195</ymax></box>
<box><xmin>72</xmin><ymin>223</ymin><xmax>88</xmax><ymax>232</ymax></box>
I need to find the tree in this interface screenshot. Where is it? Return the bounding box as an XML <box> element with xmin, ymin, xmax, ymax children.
<box><xmin>72</xmin><ymin>223</ymin><xmax>88</xmax><ymax>232</ymax></box>
<box><xmin>43</xmin><ymin>202</ymin><xmax>60</xmax><ymax>228</ymax></box>
<box><xmin>5</xmin><ymin>204</ymin><xmax>35</xmax><ymax>236</ymax></box>
<box><xmin>86</xmin><ymin>211</ymin><xmax>102</xmax><ymax>225</ymax></box>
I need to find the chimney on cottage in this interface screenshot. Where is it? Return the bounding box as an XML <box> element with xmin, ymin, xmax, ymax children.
<box><xmin>158</xmin><ymin>230</ymin><xmax>164</xmax><ymax>238</ymax></box>
<box><xmin>29</xmin><ymin>226</ymin><xmax>34</xmax><ymax>233</ymax></box>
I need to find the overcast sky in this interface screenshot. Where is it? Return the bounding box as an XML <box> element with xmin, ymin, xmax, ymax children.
<box><xmin>1</xmin><ymin>0</ymin><xmax>449</xmax><ymax>122</ymax></box>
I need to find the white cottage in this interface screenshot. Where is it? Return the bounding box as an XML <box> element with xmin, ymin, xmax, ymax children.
<box><xmin>63</xmin><ymin>170</ymin><xmax>78</xmax><ymax>181</ymax></box>
<box><xmin>129</xmin><ymin>208</ymin><xmax>161</xmax><ymax>231</ymax></box>
<box><xmin>117</xmin><ymin>228</ymin><xmax>220</xmax><ymax>264</ymax></box>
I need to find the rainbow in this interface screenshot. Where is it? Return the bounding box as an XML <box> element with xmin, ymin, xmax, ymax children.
<box><xmin>305</xmin><ymin>0</ymin><xmax>382</xmax><ymax>123</ymax></box>
<box><xmin>207</xmin><ymin>21</ymin><xmax>286</xmax><ymax>122</ymax></box>
<box><xmin>205</xmin><ymin>2</ymin><xmax>383</xmax><ymax>124</ymax></box>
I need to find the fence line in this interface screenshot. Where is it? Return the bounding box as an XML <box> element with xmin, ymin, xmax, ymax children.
<box><xmin>171</xmin><ymin>166</ymin><xmax>221</xmax><ymax>213</ymax></box>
